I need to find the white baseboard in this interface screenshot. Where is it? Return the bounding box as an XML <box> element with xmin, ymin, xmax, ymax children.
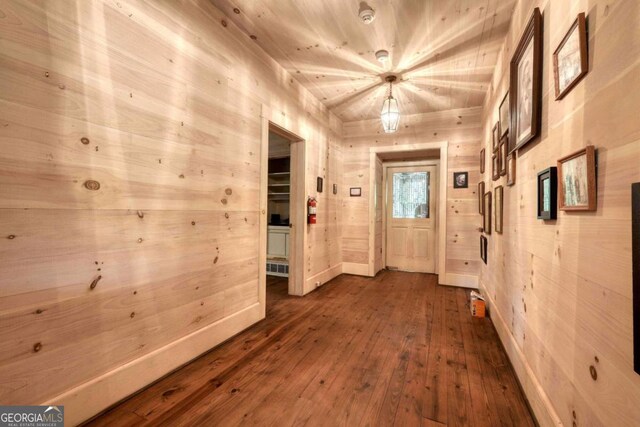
<box><xmin>442</xmin><ymin>273</ymin><xmax>479</xmax><ymax>289</ymax></box>
<box><xmin>341</xmin><ymin>262</ymin><xmax>371</xmax><ymax>276</ymax></box>
<box><xmin>481</xmin><ymin>288</ymin><xmax>562</xmax><ymax>427</ymax></box>
<box><xmin>304</xmin><ymin>263</ymin><xmax>343</xmax><ymax>294</ymax></box>
<box><xmin>44</xmin><ymin>302</ymin><xmax>263</xmax><ymax>426</ymax></box>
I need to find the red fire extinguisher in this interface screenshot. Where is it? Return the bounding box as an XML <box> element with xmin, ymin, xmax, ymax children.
<box><xmin>307</xmin><ymin>197</ymin><xmax>317</xmax><ymax>224</ymax></box>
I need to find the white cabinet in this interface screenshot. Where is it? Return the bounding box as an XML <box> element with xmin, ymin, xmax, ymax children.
<box><xmin>267</xmin><ymin>226</ymin><xmax>290</xmax><ymax>259</ymax></box>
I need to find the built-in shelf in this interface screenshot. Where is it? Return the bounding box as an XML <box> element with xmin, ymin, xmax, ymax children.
<box><xmin>268</xmin><ymin>172</ymin><xmax>290</xmax><ymax>176</ymax></box>
<box><xmin>268</xmin><ymin>184</ymin><xmax>290</xmax><ymax>187</ymax></box>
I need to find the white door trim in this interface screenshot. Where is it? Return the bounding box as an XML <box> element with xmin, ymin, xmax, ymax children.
<box><xmin>368</xmin><ymin>142</ymin><xmax>448</xmax><ymax>282</ymax></box>
<box><xmin>261</xmin><ymin>105</ymin><xmax>306</xmax><ymax>297</ymax></box>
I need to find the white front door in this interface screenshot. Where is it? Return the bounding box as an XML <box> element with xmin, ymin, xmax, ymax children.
<box><xmin>385</xmin><ymin>165</ymin><xmax>437</xmax><ymax>273</ymax></box>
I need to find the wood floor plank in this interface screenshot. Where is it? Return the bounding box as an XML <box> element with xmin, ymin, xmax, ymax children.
<box><xmin>85</xmin><ymin>271</ymin><xmax>535</xmax><ymax>426</ymax></box>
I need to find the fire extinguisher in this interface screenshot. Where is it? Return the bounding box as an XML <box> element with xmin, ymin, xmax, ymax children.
<box><xmin>307</xmin><ymin>197</ymin><xmax>317</xmax><ymax>224</ymax></box>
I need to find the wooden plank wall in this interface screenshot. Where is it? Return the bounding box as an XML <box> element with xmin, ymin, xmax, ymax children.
<box><xmin>0</xmin><ymin>0</ymin><xmax>342</xmax><ymax>424</ymax></box>
<box><xmin>479</xmin><ymin>0</ymin><xmax>640</xmax><ymax>425</ymax></box>
<box><xmin>341</xmin><ymin>107</ymin><xmax>482</xmax><ymax>284</ymax></box>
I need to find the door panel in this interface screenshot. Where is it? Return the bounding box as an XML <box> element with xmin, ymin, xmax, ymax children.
<box><xmin>385</xmin><ymin>165</ymin><xmax>437</xmax><ymax>273</ymax></box>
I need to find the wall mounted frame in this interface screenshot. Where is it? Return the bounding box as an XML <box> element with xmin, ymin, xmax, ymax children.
<box><xmin>509</xmin><ymin>7</ymin><xmax>543</xmax><ymax>153</ymax></box>
<box><xmin>537</xmin><ymin>167</ymin><xmax>557</xmax><ymax>220</ymax></box>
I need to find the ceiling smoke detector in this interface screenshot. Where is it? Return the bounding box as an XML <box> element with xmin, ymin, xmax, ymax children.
<box><xmin>375</xmin><ymin>50</ymin><xmax>389</xmax><ymax>63</ymax></box>
<box><xmin>359</xmin><ymin>4</ymin><xmax>376</xmax><ymax>24</ymax></box>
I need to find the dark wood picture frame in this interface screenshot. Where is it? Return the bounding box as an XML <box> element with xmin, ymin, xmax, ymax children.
<box><xmin>483</xmin><ymin>191</ymin><xmax>492</xmax><ymax>235</ymax></box>
<box><xmin>495</xmin><ymin>186</ymin><xmax>504</xmax><ymax>234</ymax></box>
<box><xmin>492</xmin><ymin>153</ymin><xmax>500</xmax><ymax>181</ymax></box>
<box><xmin>480</xmin><ymin>148</ymin><xmax>486</xmax><ymax>174</ymax></box>
<box><xmin>454</xmin><ymin>172</ymin><xmax>468</xmax><ymax>189</ymax></box>
<box><xmin>509</xmin><ymin>7</ymin><xmax>543</xmax><ymax>154</ymax></box>
<box><xmin>317</xmin><ymin>176</ymin><xmax>323</xmax><ymax>193</ymax></box>
<box><xmin>478</xmin><ymin>181</ymin><xmax>485</xmax><ymax>215</ymax></box>
<box><xmin>553</xmin><ymin>13</ymin><xmax>588</xmax><ymax>100</ymax></box>
<box><xmin>558</xmin><ymin>145</ymin><xmax>597</xmax><ymax>211</ymax></box>
<box><xmin>507</xmin><ymin>153</ymin><xmax>516</xmax><ymax>186</ymax></box>
<box><xmin>499</xmin><ymin>135</ymin><xmax>508</xmax><ymax>176</ymax></box>
<box><xmin>499</xmin><ymin>91</ymin><xmax>510</xmax><ymax>138</ymax></box>
<box><xmin>492</xmin><ymin>122</ymin><xmax>500</xmax><ymax>152</ymax></box>
<box><xmin>537</xmin><ymin>167</ymin><xmax>557</xmax><ymax>220</ymax></box>
<box><xmin>632</xmin><ymin>183</ymin><xmax>640</xmax><ymax>374</ymax></box>
<box><xmin>480</xmin><ymin>235</ymin><xmax>488</xmax><ymax>265</ymax></box>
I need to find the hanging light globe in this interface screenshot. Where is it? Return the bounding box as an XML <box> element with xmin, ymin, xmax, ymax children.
<box><xmin>381</xmin><ymin>75</ymin><xmax>400</xmax><ymax>133</ymax></box>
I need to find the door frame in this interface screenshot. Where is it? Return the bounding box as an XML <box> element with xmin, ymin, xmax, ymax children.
<box><xmin>368</xmin><ymin>142</ymin><xmax>448</xmax><ymax>281</ymax></box>
<box><xmin>260</xmin><ymin>106</ymin><xmax>306</xmax><ymax>305</ymax></box>
<box><xmin>382</xmin><ymin>160</ymin><xmax>440</xmax><ymax>273</ymax></box>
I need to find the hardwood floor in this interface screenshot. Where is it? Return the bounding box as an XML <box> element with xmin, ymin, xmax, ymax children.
<box><xmin>85</xmin><ymin>271</ymin><xmax>535</xmax><ymax>426</ymax></box>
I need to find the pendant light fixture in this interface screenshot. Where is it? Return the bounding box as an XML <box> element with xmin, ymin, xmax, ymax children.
<box><xmin>381</xmin><ymin>75</ymin><xmax>399</xmax><ymax>133</ymax></box>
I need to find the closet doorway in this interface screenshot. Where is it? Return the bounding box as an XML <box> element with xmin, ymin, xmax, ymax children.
<box><xmin>263</xmin><ymin>123</ymin><xmax>305</xmax><ymax>299</ymax></box>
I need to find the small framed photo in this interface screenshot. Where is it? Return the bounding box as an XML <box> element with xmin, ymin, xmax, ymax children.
<box><xmin>478</xmin><ymin>181</ymin><xmax>485</xmax><ymax>215</ymax></box>
<box><xmin>350</xmin><ymin>187</ymin><xmax>361</xmax><ymax>197</ymax></box>
<box><xmin>333</xmin><ymin>183</ymin><xmax>338</xmax><ymax>195</ymax></box>
<box><xmin>499</xmin><ymin>91</ymin><xmax>510</xmax><ymax>138</ymax></box>
<box><xmin>507</xmin><ymin>153</ymin><xmax>516</xmax><ymax>186</ymax></box>
<box><xmin>554</xmin><ymin>13</ymin><xmax>588</xmax><ymax>100</ymax></box>
<box><xmin>454</xmin><ymin>172</ymin><xmax>468</xmax><ymax>189</ymax></box>
<box><xmin>537</xmin><ymin>167</ymin><xmax>558</xmax><ymax>220</ymax></box>
<box><xmin>480</xmin><ymin>235</ymin><xmax>488</xmax><ymax>264</ymax></box>
<box><xmin>480</xmin><ymin>148</ymin><xmax>486</xmax><ymax>174</ymax></box>
<box><xmin>492</xmin><ymin>122</ymin><xmax>500</xmax><ymax>152</ymax></box>
<box><xmin>499</xmin><ymin>135</ymin><xmax>508</xmax><ymax>176</ymax></box>
<box><xmin>510</xmin><ymin>8</ymin><xmax>543</xmax><ymax>153</ymax></box>
<box><xmin>492</xmin><ymin>153</ymin><xmax>500</xmax><ymax>181</ymax></box>
<box><xmin>495</xmin><ymin>186</ymin><xmax>504</xmax><ymax>233</ymax></box>
<box><xmin>483</xmin><ymin>191</ymin><xmax>492</xmax><ymax>235</ymax></box>
<box><xmin>317</xmin><ymin>177</ymin><xmax>323</xmax><ymax>193</ymax></box>
<box><xmin>558</xmin><ymin>145</ymin><xmax>597</xmax><ymax>211</ymax></box>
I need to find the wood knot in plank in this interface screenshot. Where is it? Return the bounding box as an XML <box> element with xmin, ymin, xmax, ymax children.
<box><xmin>90</xmin><ymin>275</ymin><xmax>102</xmax><ymax>290</ymax></box>
<box><xmin>7</xmin><ymin>234</ymin><xmax>15</xmax><ymax>240</ymax></box>
<box><xmin>84</xmin><ymin>180</ymin><xmax>100</xmax><ymax>190</ymax></box>
<box><xmin>225</xmin><ymin>188</ymin><xmax>232</xmax><ymax>195</ymax></box>
<box><xmin>589</xmin><ymin>365</ymin><xmax>597</xmax><ymax>381</ymax></box>
<box><xmin>137</xmin><ymin>210</ymin><xmax>144</xmax><ymax>219</ymax></box>
<box><xmin>80</xmin><ymin>137</ymin><xmax>90</xmax><ymax>145</ymax></box>
<box><xmin>33</xmin><ymin>342</ymin><xmax>42</xmax><ymax>352</ymax></box>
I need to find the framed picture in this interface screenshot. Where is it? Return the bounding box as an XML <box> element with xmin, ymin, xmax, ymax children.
<box><xmin>483</xmin><ymin>192</ymin><xmax>492</xmax><ymax>235</ymax></box>
<box><xmin>554</xmin><ymin>13</ymin><xmax>588</xmax><ymax>100</ymax></box>
<box><xmin>507</xmin><ymin>153</ymin><xmax>516</xmax><ymax>186</ymax></box>
<box><xmin>349</xmin><ymin>187</ymin><xmax>361</xmax><ymax>197</ymax></box>
<box><xmin>480</xmin><ymin>235</ymin><xmax>488</xmax><ymax>264</ymax></box>
<box><xmin>499</xmin><ymin>92</ymin><xmax>510</xmax><ymax>137</ymax></box>
<box><xmin>492</xmin><ymin>153</ymin><xmax>500</xmax><ymax>181</ymax></box>
<box><xmin>499</xmin><ymin>135</ymin><xmax>508</xmax><ymax>176</ymax></box>
<box><xmin>632</xmin><ymin>183</ymin><xmax>640</xmax><ymax>374</ymax></box>
<box><xmin>317</xmin><ymin>177</ymin><xmax>323</xmax><ymax>193</ymax></box>
<box><xmin>492</xmin><ymin>122</ymin><xmax>500</xmax><ymax>152</ymax></box>
<box><xmin>558</xmin><ymin>146</ymin><xmax>597</xmax><ymax>211</ymax></box>
<box><xmin>478</xmin><ymin>181</ymin><xmax>485</xmax><ymax>215</ymax></box>
<box><xmin>480</xmin><ymin>148</ymin><xmax>486</xmax><ymax>174</ymax></box>
<box><xmin>510</xmin><ymin>7</ymin><xmax>543</xmax><ymax>153</ymax></box>
<box><xmin>454</xmin><ymin>172</ymin><xmax>468</xmax><ymax>189</ymax></box>
<box><xmin>537</xmin><ymin>167</ymin><xmax>558</xmax><ymax>220</ymax></box>
<box><xmin>495</xmin><ymin>186</ymin><xmax>504</xmax><ymax>233</ymax></box>
<box><xmin>333</xmin><ymin>183</ymin><xmax>338</xmax><ymax>195</ymax></box>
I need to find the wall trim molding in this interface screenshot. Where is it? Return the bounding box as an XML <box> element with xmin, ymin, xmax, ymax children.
<box><xmin>443</xmin><ymin>273</ymin><xmax>478</xmax><ymax>288</ymax></box>
<box><xmin>342</xmin><ymin>262</ymin><xmax>371</xmax><ymax>276</ymax></box>
<box><xmin>304</xmin><ymin>263</ymin><xmax>343</xmax><ymax>294</ymax></box>
<box><xmin>481</xmin><ymin>288</ymin><xmax>563</xmax><ymax>427</ymax></box>
<box><xmin>44</xmin><ymin>303</ymin><xmax>263</xmax><ymax>426</ymax></box>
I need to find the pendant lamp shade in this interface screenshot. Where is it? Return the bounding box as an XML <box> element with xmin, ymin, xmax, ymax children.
<box><xmin>381</xmin><ymin>76</ymin><xmax>400</xmax><ymax>133</ymax></box>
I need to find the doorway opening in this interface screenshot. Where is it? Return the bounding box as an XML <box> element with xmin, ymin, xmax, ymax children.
<box><xmin>262</xmin><ymin>123</ymin><xmax>305</xmax><ymax>304</ymax></box>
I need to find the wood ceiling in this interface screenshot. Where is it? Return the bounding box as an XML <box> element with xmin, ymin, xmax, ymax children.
<box><xmin>211</xmin><ymin>0</ymin><xmax>516</xmax><ymax>122</ymax></box>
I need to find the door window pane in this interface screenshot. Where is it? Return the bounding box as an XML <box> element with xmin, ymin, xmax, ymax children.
<box><xmin>392</xmin><ymin>172</ymin><xmax>429</xmax><ymax>218</ymax></box>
